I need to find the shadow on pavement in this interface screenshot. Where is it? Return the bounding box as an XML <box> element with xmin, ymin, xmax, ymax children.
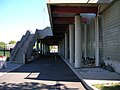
<box><xmin>0</xmin><ymin>81</ymin><xmax>79</xmax><ymax>90</ymax></box>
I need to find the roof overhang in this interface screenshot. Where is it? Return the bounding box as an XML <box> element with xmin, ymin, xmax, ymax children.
<box><xmin>47</xmin><ymin>0</ymin><xmax>113</xmax><ymax>4</ymax></box>
<box><xmin>47</xmin><ymin>0</ymin><xmax>114</xmax><ymax>45</ymax></box>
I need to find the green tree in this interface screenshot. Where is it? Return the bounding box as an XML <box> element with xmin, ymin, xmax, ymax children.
<box><xmin>9</xmin><ymin>40</ymin><xmax>16</xmax><ymax>44</ymax></box>
<box><xmin>0</xmin><ymin>41</ymin><xmax>6</xmax><ymax>49</ymax></box>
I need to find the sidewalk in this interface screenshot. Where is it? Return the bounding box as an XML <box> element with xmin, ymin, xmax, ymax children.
<box><xmin>60</xmin><ymin>56</ymin><xmax>120</xmax><ymax>90</ymax></box>
<box><xmin>0</xmin><ymin>61</ymin><xmax>22</xmax><ymax>76</ymax></box>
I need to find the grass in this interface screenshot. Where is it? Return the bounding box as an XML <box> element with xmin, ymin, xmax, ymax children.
<box><xmin>0</xmin><ymin>50</ymin><xmax>10</xmax><ymax>57</ymax></box>
<box><xmin>93</xmin><ymin>83</ymin><xmax>120</xmax><ymax>90</ymax></box>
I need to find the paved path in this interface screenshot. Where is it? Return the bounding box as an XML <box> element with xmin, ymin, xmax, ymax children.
<box><xmin>62</xmin><ymin>56</ymin><xmax>120</xmax><ymax>90</ymax></box>
<box><xmin>0</xmin><ymin>55</ymin><xmax>86</xmax><ymax>90</ymax></box>
<box><xmin>0</xmin><ymin>61</ymin><xmax>22</xmax><ymax>77</ymax></box>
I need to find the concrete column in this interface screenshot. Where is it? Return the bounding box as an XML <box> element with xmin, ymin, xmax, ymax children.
<box><xmin>44</xmin><ymin>43</ymin><xmax>46</xmax><ymax>55</ymax></box>
<box><xmin>62</xmin><ymin>39</ymin><xmax>63</xmax><ymax>56</ymax></box>
<box><xmin>40</xmin><ymin>40</ymin><xmax>42</xmax><ymax>53</ymax></box>
<box><xmin>45</xmin><ymin>44</ymin><xmax>47</xmax><ymax>54</ymax></box>
<box><xmin>60</xmin><ymin>41</ymin><xmax>62</xmax><ymax>55</ymax></box>
<box><xmin>36</xmin><ymin>40</ymin><xmax>39</xmax><ymax>52</ymax></box>
<box><xmin>58</xmin><ymin>42</ymin><xmax>60</xmax><ymax>53</ymax></box>
<box><xmin>84</xmin><ymin>23</ymin><xmax>87</xmax><ymax>60</ymax></box>
<box><xmin>58</xmin><ymin>42</ymin><xmax>60</xmax><ymax>54</ymax></box>
<box><xmin>75</xmin><ymin>15</ymin><xmax>82</xmax><ymax>68</ymax></box>
<box><xmin>69</xmin><ymin>24</ymin><xmax>75</xmax><ymax>63</ymax></box>
<box><xmin>43</xmin><ymin>43</ymin><xmax>45</xmax><ymax>55</ymax></box>
<box><xmin>47</xmin><ymin>45</ymin><xmax>49</xmax><ymax>54</ymax></box>
<box><xmin>62</xmin><ymin>39</ymin><xmax>65</xmax><ymax>57</ymax></box>
<box><xmin>95</xmin><ymin>16</ymin><xmax>99</xmax><ymax>66</ymax></box>
<box><xmin>47</xmin><ymin>45</ymin><xmax>49</xmax><ymax>53</ymax></box>
<box><xmin>65</xmin><ymin>33</ymin><xmax>68</xmax><ymax>59</ymax></box>
<box><xmin>42</xmin><ymin>43</ymin><xmax>44</xmax><ymax>55</ymax></box>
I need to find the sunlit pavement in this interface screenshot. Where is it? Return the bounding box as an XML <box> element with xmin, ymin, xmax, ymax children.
<box><xmin>0</xmin><ymin>61</ymin><xmax>22</xmax><ymax>77</ymax></box>
<box><xmin>0</xmin><ymin>54</ymin><xmax>86</xmax><ymax>90</ymax></box>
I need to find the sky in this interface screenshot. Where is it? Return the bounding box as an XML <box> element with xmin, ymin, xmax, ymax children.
<box><xmin>0</xmin><ymin>0</ymin><xmax>50</xmax><ymax>43</ymax></box>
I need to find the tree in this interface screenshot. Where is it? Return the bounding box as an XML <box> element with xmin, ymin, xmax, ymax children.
<box><xmin>9</xmin><ymin>40</ymin><xmax>16</xmax><ymax>44</ymax></box>
<box><xmin>0</xmin><ymin>41</ymin><xmax>6</xmax><ymax>49</ymax></box>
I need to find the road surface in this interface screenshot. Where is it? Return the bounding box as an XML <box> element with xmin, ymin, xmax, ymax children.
<box><xmin>0</xmin><ymin>54</ymin><xmax>86</xmax><ymax>90</ymax></box>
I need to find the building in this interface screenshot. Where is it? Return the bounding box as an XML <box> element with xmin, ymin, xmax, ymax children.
<box><xmin>46</xmin><ymin>0</ymin><xmax>120</xmax><ymax>73</ymax></box>
<box><xmin>11</xmin><ymin>0</ymin><xmax>120</xmax><ymax>74</ymax></box>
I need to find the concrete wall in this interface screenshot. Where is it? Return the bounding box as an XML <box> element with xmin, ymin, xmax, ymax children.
<box><xmin>100</xmin><ymin>0</ymin><xmax>120</xmax><ymax>73</ymax></box>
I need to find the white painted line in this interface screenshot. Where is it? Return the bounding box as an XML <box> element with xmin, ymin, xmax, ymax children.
<box><xmin>0</xmin><ymin>64</ymin><xmax>23</xmax><ymax>77</ymax></box>
<box><xmin>7</xmin><ymin>64</ymin><xmax>23</xmax><ymax>72</ymax></box>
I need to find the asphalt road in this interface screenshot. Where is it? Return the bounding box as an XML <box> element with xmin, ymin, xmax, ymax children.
<box><xmin>0</xmin><ymin>54</ymin><xmax>86</xmax><ymax>90</ymax></box>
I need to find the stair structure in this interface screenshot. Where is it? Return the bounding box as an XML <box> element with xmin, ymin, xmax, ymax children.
<box><xmin>10</xmin><ymin>30</ymin><xmax>38</xmax><ymax>64</ymax></box>
<box><xmin>10</xmin><ymin>27</ymin><xmax>52</xmax><ymax>64</ymax></box>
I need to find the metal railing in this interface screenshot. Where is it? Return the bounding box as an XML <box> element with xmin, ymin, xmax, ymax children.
<box><xmin>0</xmin><ymin>49</ymin><xmax>10</xmax><ymax>57</ymax></box>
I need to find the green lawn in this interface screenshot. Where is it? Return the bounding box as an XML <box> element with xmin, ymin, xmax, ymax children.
<box><xmin>0</xmin><ymin>50</ymin><xmax>10</xmax><ymax>57</ymax></box>
<box><xmin>93</xmin><ymin>83</ymin><xmax>120</xmax><ymax>90</ymax></box>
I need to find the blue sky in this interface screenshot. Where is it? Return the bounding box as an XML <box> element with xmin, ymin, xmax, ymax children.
<box><xmin>0</xmin><ymin>0</ymin><xmax>50</xmax><ymax>43</ymax></box>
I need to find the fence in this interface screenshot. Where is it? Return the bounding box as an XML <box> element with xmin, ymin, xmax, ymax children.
<box><xmin>0</xmin><ymin>49</ymin><xmax>10</xmax><ymax>57</ymax></box>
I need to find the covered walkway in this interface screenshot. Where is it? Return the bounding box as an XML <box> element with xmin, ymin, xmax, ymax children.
<box><xmin>0</xmin><ymin>54</ymin><xmax>86</xmax><ymax>90</ymax></box>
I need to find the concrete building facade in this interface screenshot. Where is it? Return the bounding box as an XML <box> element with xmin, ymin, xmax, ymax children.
<box><xmin>10</xmin><ymin>0</ymin><xmax>120</xmax><ymax>74</ymax></box>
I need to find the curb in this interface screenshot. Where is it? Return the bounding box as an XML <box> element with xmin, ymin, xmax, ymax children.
<box><xmin>59</xmin><ymin>54</ymin><xmax>93</xmax><ymax>90</ymax></box>
<box><xmin>0</xmin><ymin>63</ymin><xmax>23</xmax><ymax>77</ymax></box>
<box><xmin>7</xmin><ymin>64</ymin><xmax>23</xmax><ymax>72</ymax></box>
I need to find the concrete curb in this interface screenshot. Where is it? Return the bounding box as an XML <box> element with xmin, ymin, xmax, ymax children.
<box><xmin>0</xmin><ymin>64</ymin><xmax>23</xmax><ymax>77</ymax></box>
<box><xmin>59</xmin><ymin>54</ymin><xmax>93</xmax><ymax>90</ymax></box>
<box><xmin>7</xmin><ymin>64</ymin><xmax>23</xmax><ymax>72</ymax></box>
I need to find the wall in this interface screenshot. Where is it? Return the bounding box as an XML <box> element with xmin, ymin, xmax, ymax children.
<box><xmin>100</xmin><ymin>0</ymin><xmax>120</xmax><ymax>73</ymax></box>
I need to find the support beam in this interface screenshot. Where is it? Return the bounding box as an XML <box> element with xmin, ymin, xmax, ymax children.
<box><xmin>47</xmin><ymin>45</ymin><xmax>49</xmax><ymax>54</ymax></box>
<box><xmin>45</xmin><ymin>44</ymin><xmax>47</xmax><ymax>55</ymax></box>
<box><xmin>62</xmin><ymin>39</ymin><xmax>65</xmax><ymax>57</ymax></box>
<box><xmin>65</xmin><ymin>33</ymin><xmax>68</xmax><ymax>59</ymax></box>
<box><xmin>42</xmin><ymin>42</ymin><xmax>44</xmax><ymax>55</ymax></box>
<box><xmin>58</xmin><ymin>42</ymin><xmax>60</xmax><ymax>54</ymax></box>
<box><xmin>95</xmin><ymin>16</ymin><xmax>99</xmax><ymax>66</ymax></box>
<box><xmin>60</xmin><ymin>41</ymin><xmax>62</xmax><ymax>55</ymax></box>
<box><xmin>75</xmin><ymin>15</ymin><xmax>82</xmax><ymax>68</ymax></box>
<box><xmin>36</xmin><ymin>40</ymin><xmax>39</xmax><ymax>52</ymax></box>
<box><xmin>69</xmin><ymin>24</ymin><xmax>75</xmax><ymax>63</ymax></box>
<box><xmin>53</xmin><ymin>17</ymin><xmax>87</xmax><ymax>24</ymax></box>
<box><xmin>43</xmin><ymin>43</ymin><xmax>46</xmax><ymax>55</ymax></box>
<box><xmin>52</xmin><ymin>6</ymin><xmax>98</xmax><ymax>14</ymax></box>
<box><xmin>40</xmin><ymin>40</ymin><xmax>42</xmax><ymax>54</ymax></box>
<box><xmin>43</xmin><ymin>43</ymin><xmax>45</xmax><ymax>55</ymax></box>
